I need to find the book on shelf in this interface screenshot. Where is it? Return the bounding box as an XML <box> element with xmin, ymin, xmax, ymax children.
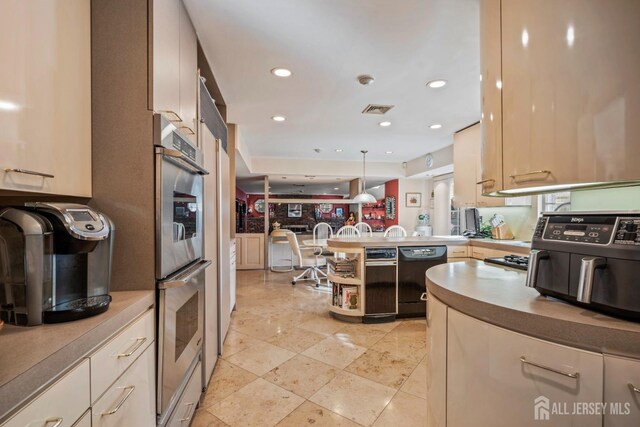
<box><xmin>341</xmin><ymin>286</ymin><xmax>359</xmax><ymax>310</ymax></box>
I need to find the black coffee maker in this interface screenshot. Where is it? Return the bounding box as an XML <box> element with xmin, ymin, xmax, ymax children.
<box><xmin>0</xmin><ymin>203</ymin><xmax>115</xmax><ymax>325</ymax></box>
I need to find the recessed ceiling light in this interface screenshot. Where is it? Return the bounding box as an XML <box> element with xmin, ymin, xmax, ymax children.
<box><xmin>272</xmin><ymin>116</ymin><xmax>286</xmax><ymax>122</ymax></box>
<box><xmin>429</xmin><ymin>124</ymin><xmax>443</xmax><ymax>129</ymax></box>
<box><xmin>427</xmin><ymin>79</ymin><xmax>447</xmax><ymax>88</ymax></box>
<box><xmin>335</xmin><ymin>149</ymin><xmax>343</xmax><ymax>153</ymax></box>
<box><xmin>271</xmin><ymin>68</ymin><xmax>292</xmax><ymax>77</ymax></box>
<box><xmin>385</xmin><ymin>151</ymin><xmax>393</xmax><ymax>154</ymax></box>
<box><xmin>334</xmin><ymin>187</ymin><xmax>339</xmax><ymax>190</ymax></box>
<box><xmin>379</xmin><ymin>121</ymin><xmax>391</xmax><ymax>127</ymax></box>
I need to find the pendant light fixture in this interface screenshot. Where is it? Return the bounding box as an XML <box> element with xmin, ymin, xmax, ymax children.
<box><xmin>353</xmin><ymin>150</ymin><xmax>377</xmax><ymax>204</ymax></box>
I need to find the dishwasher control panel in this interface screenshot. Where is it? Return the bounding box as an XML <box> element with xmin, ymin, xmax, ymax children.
<box><xmin>365</xmin><ymin>247</ymin><xmax>397</xmax><ymax>260</ymax></box>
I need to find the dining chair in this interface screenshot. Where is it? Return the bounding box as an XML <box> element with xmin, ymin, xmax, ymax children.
<box><xmin>336</xmin><ymin>225</ymin><xmax>361</xmax><ymax>238</ymax></box>
<box><xmin>286</xmin><ymin>232</ymin><xmax>327</xmax><ymax>287</ymax></box>
<box><xmin>354</xmin><ymin>222</ymin><xmax>373</xmax><ymax>237</ymax></box>
<box><xmin>313</xmin><ymin>222</ymin><xmax>334</xmax><ymax>243</ymax></box>
<box><xmin>384</xmin><ymin>225</ymin><xmax>407</xmax><ymax>237</ymax></box>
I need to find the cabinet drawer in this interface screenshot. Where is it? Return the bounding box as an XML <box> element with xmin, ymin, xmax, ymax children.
<box><xmin>470</xmin><ymin>247</ymin><xmax>495</xmax><ymax>260</ymax></box>
<box><xmin>72</xmin><ymin>410</ymin><xmax>91</xmax><ymax>427</ymax></box>
<box><xmin>92</xmin><ymin>345</ymin><xmax>155</xmax><ymax>427</ymax></box>
<box><xmin>447</xmin><ymin>246</ymin><xmax>468</xmax><ymax>258</ymax></box>
<box><xmin>604</xmin><ymin>354</ymin><xmax>640</xmax><ymax>427</ymax></box>
<box><xmin>165</xmin><ymin>361</ymin><xmax>202</xmax><ymax>427</ymax></box>
<box><xmin>90</xmin><ymin>309</ymin><xmax>154</xmax><ymax>403</ymax></box>
<box><xmin>2</xmin><ymin>360</ymin><xmax>90</xmax><ymax>427</ymax></box>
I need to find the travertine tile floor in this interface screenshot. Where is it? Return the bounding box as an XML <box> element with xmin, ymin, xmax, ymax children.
<box><xmin>192</xmin><ymin>270</ymin><xmax>427</xmax><ymax>427</ymax></box>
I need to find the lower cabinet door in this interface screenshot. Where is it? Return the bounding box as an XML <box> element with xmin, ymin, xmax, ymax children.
<box><xmin>447</xmin><ymin>309</ymin><xmax>603</xmax><ymax>427</ymax></box>
<box><xmin>166</xmin><ymin>361</ymin><xmax>202</xmax><ymax>427</ymax></box>
<box><xmin>603</xmin><ymin>354</ymin><xmax>640</xmax><ymax>427</ymax></box>
<box><xmin>426</xmin><ymin>293</ymin><xmax>447</xmax><ymax>427</ymax></box>
<box><xmin>92</xmin><ymin>345</ymin><xmax>155</xmax><ymax>427</ymax></box>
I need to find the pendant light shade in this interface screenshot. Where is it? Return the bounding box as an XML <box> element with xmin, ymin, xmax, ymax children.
<box><xmin>353</xmin><ymin>150</ymin><xmax>377</xmax><ymax>204</ymax></box>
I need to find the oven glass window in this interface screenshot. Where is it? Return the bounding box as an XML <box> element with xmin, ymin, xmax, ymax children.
<box><xmin>175</xmin><ymin>292</ymin><xmax>199</xmax><ymax>362</ymax></box>
<box><xmin>173</xmin><ymin>192</ymin><xmax>198</xmax><ymax>241</ymax></box>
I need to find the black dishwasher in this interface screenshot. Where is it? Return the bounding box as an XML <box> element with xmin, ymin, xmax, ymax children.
<box><xmin>397</xmin><ymin>246</ymin><xmax>447</xmax><ymax>317</ymax></box>
<box><xmin>364</xmin><ymin>248</ymin><xmax>397</xmax><ymax>323</ymax></box>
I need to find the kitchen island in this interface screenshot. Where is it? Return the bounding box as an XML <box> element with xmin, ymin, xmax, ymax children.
<box><xmin>425</xmin><ymin>261</ymin><xmax>640</xmax><ymax>427</ymax></box>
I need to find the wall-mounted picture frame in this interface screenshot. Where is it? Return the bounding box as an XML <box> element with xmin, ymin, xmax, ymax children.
<box><xmin>319</xmin><ymin>203</ymin><xmax>333</xmax><ymax>213</ymax></box>
<box><xmin>254</xmin><ymin>198</ymin><xmax>265</xmax><ymax>213</ymax></box>
<box><xmin>405</xmin><ymin>192</ymin><xmax>422</xmax><ymax>207</ymax></box>
<box><xmin>288</xmin><ymin>203</ymin><xmax>302</xmax><ymax>217</ymax></box>
<box><xmin>335</xmin><ymin>207</ymin><xmax>344</xmax><ymax>217</ymax></box>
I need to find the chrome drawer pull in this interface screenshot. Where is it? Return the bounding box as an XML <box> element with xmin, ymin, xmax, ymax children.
<box><xmin>44</xmin><ymin>417</ymin><xmax>63</xmax><ymax>427</ymax></box>
<box><xmin>102</xmin><ymin>385</ymin><xmax>135</xmax><ymax>416</ymax></box>
<box><xmin>420</xmin><ymin>292</ymin><xmax>427</xmax><ymax>301</ymax></box>
<box><xmin>629</xmin><ymin>383</ymin><xmax>640</xmax><ymax>393</ymax></box>
<box><xmin>4</xmin><ymin>168</ymin><xmax>54</xmax><ymax>178</ymax></box>
<box><xmin>177</xmin><ymin>126</ymin><xmax>196</xmax><ymax>135</ymax></box>
<box><xmin>520</xmin><ymin>356</ymin><xmax>579</xmax><ymax>379</ymax></box>
<box><xmin>509</xmin><ymin>170</ymin><xmax>551</xmax><ymax>182</ymax></box>
<box><xmin>158</xmin><ymin>110</ymin><xmax>183</xmax><ymax>122</ymax></box>
<box><xmin>476</xmin><ymin>178</ymin><xmax>495</xmax><ymax>185</ymax></box>
<box><xmin>179</xmin><ymin>402</ymin><xmax>196</xmax><ymax>422</ymax></box>
<box><xmin>117</xmin><ymin>337</ymin><xmax>147</xmax><ymax>358</ymax></box>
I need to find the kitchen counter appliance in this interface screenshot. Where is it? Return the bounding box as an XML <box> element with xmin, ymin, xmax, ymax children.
<box><xmin>485</xmin><ymin>254</ymin><xmax>529</xmax><ymax>271</ymax></box>
<box><xmin>527</xmin><ymin>212</ymin><xmax>640</xmax><ymax>321</ymax></box>
<box><xmin>397</xmin><ymin>246</ymin><xmax>447</xmax><ymax>317</ymax></box>
<box><xmin>364</xmin><ymin>247</ymin><xmax>397</xmax><ymax>323</ymax></box>
<box><xmin>0</xmin><ymin>203</ymin><xmax>114</xmax><ymax>326</ymax></box>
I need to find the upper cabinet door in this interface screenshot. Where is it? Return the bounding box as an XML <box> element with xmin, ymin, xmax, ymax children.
<box><xmin>501</xmin><ymin>0</ymin><xmax>640</xmax><ymax>191</ymax></box>
<box><xmin>152</xmin><ymin>0</ymin><xmax>181</xmax><ymax>118</ymax></box>
<box><xmin>479</xmin><ymin>0</ymin><xmax>504</xmax><ymax>195</ymax></box>
<box><xmin>178</xmin><ymin>1</ymin><xmax>198</xmax><ymax>144</ymax></box>
<box><xmin>0</xmin><ymin>0</ymin><xmax>91</xmax><ymax>197</ymax></box>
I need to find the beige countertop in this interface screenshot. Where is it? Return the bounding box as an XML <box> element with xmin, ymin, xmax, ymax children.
<box><xmin>0</xmin><ymin>290</ymin><xmax>155</xmax><ymax>418</ymax></box>
<box><xmin>327</xmin><ymin>235</ymin><xmax>531</xmax><ymax>254</ymax></box>
<box><xmin>426</xmin><ymin>260</ymin><xmax>640</xmax><ymax>358</ymax></box>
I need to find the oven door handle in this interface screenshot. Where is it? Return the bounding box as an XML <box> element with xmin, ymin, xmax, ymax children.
<box><xmin>156</xmin><ymin>146</ymin><xmax>209</xmax><ymax>175</ymax></box>
<box><xmin>159</xmin><ymin>259</ymin><xmax>212</xmax><ymax>289</ymax></box>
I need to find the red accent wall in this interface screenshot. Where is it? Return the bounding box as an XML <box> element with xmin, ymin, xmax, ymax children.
<box><xmin>236</xmin><ymin>187</ymin><xmax>248</xmax><ymax>203</ymax></box>
<box><xmin>384</xmin><ymin>179</ymin><xmax>399</xmax><ymax>228</ymax></box>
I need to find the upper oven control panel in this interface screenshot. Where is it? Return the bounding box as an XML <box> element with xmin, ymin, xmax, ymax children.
<box><xmin>541</xmin><ymin>215</ymin><xmax>617</xmax><ymax>245</ymax></box>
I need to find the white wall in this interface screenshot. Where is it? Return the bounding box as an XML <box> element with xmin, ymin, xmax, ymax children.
<box><xmin>397</xmin><ymin>177</ymin><xmax>432</xmax><ymax>234</ymax></box>
<box><xmin>432</xmin><ymin>176</ymin><xmax>453</xmax><ymax>235</ymax></box>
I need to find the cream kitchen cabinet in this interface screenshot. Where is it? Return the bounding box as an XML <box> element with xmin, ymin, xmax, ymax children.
<box><xmin>0</xmin><ymin>0</ymin><xmax>91</xmax><ymax>197</ymax></box>
<box><xmin>480</xmin><ymin>0</ymin><xmax>640</xmax><ymax>194</ymax></box>
<box><xmin>151</xmin><ymin>0</ymin><xmax>199</xmax><ymax>144</ymax></box>
<box><xmin>447</xmin><ymin>308</ymin><xmax>603</xmax><ymax>427</ymax></box>
<box><xmin>446</xmin><ymin>245</ymin><xmax>468</xmax><ymax>259</ymax></box>
<box><xmin>236</xmin><ymin>233</ymin><xmax>265</xmax><ymax>270</ymax></box>
<box><xmin>92</xmin><ymin>345</ymin><xmax>155</xmax><ymax>427</ymax></box>
<box><xmin>426</xmin><ymin>293</ymin><xmax>447</xmax><ymax>427</ymax></box>
<box><xmin>603</xmin><ymin>355</ymin><xmax>640</xmax><ymax>427</ymax></box>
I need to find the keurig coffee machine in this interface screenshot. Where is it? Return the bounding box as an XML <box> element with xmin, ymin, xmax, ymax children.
<box><xmin>0</xmin><ymin>203</ymin><xmax>115</xmax><ymax>326</ymax></box>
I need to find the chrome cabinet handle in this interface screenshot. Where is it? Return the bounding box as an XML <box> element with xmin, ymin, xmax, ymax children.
<box><xmin>102</xmin><ymin>385</ymin><xmax>135</xmax><ymax>416</ymax></box>
<box><xmin>476</xmin><ymin>178</ymin><xmax>495</xmax><ymax>185</ymax></box>
<box><xmin>178</xmin><ymin>126</ymin><xmax>196</xmax><ymax>135</ymax></box>
<box><xmin>117</xmin><ymin>337</ymin><xmax>147</xmax><ymax>358</ymax></box>
<box><xmin>4</xmin><ymin>168</ymin><xmax>54</xmax><ymax>178</ymax></box>
<box><xmin>420</xmin><ymin>292</ymin><xmax>427</xmax><ymax>301</ymax></box>
<box><xmin>629</xmin><ymin>383</ymin><xmax>640</xmax><ymax>393</ymax></box>
<box><xmin>159</xmin><ymin>110</ymin><xmax>183</xmax><ymax>122</ymax></box>
<box><xmin>525</xmin><ymin>249</ymin><xmax>549</xmax><ymax>288</ymax></box>
<box><xmin>179</xmin><ymin>402</ymin><xmax>196</xmax><ymax>422</ymax></box>
<box><xmin>520</xmin><ymin>356</ymin><xmax>579</xmax><ymax>379</ymax></box>
<box><xmin>576</xmin><ymin>257</ymin><xmax>606</xmax><ymax>303</ymax></box>
<box><xmin>159</xmin><ymin>259</ymin><xmax>212</xmax><ymax>289</ymax></box>
<box><xmin>44</xmin><ymin>418</ymin><xmax>63</xmax><ymax>427</ymax></box>
<box><xmin>509</xmin><ymin>170</ymin><xmax>551</xmax><ymax>182</ymax></box>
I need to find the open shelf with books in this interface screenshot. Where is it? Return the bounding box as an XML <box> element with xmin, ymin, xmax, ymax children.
<box><xmin>326</xmin><ymin>249</ymin><xmax>364</xmax><ymax>318</ymax></box>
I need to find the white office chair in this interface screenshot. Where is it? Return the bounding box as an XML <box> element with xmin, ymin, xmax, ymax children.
<box><xmin>384</xmin><ymin>225</ymin><xmax>407</xmax><ymax>237</ymax></box>
<box><xmin>336</xmin><ymin>225</ymin><xmax>361</xmax><ymax>238</ymax></box>
<box><xmin>354</xmin><ymin>222</ymin><xmax>373</xmax><ymax>237</ymax></box>
<box><xmin>313</xmin><ymin>222</ymin><xmax>334</xmax><ymax>243</ymax></box>
<box><xmin>287</xmin><ymin>232</ymin><xmax>327</xmax><ymax>287</ymax></box>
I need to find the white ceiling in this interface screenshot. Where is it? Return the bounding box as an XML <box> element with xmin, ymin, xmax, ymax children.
<box><xmin>186</xmin><ymin>0</ymin><xmax>481</xmax><ymax>164</ymax></box>
<box><xmin>237</xmin><ymin>176</ymin><xmax>387</xmax><ymax>196</ymax></box>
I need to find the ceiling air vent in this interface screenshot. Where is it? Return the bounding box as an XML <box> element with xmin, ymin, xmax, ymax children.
<box><xmin>293</xmin><ymin>184</ymin><xmax>305</xmax><ymax>187</ymax></box>
<box><xmin>362</xmin><ymin>104</ymin><xmax>394</xmax><ymax>115</ymax></box>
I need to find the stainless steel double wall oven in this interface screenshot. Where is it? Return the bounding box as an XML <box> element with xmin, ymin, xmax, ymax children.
<box><xmin>155</xmin><ymin>114</ymin><xmax>210</xmax><ymax>425</ymax></box>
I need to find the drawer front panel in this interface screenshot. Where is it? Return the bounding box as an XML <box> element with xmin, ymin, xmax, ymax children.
<box><xmin>165</xmin><ymin>361</ymin><xmax>202</xmax><ymax>427</ymax></box>
<box><xmin>91</xmin><ymin>309</ymin><xmax>155</xmax><ymax>402</ymax></box>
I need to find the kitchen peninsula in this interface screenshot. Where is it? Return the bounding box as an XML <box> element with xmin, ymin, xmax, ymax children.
<box><xmin>425</xmin><ymin>261</ymin><xmax>640</xmax><ymax>427</ymax></box>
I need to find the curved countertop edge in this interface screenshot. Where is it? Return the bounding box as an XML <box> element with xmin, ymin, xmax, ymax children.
<box><xmin>426</xmin><ymin>260</ymin><xmax>640</xmax><ymax>359</ymax></box>
<box><xmin>326</xmin><ymin>236</ymin><xmax>531</xmax><ymax>254</ymax></box>
<box><xmin>0</xmin><ymin>290</ymin><xmax>155</xmax><ymax>419</ymax></box>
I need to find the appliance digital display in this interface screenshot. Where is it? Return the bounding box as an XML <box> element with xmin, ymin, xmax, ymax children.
<box><xmin>69</xmin><ymin>211</ymin><xmax>95</xmax><ymax>222</ymax></box>
<box><xmin>565</xmin><ymin>224</ymin><xmax>588</xmax><ymax>231</ymax></box>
